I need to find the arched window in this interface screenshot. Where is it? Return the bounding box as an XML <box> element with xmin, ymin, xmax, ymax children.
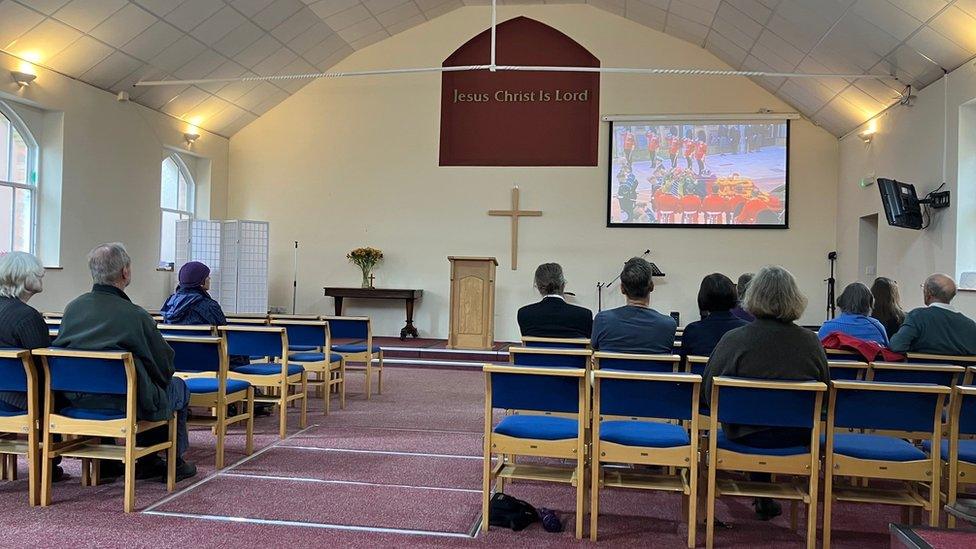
<box><xmin>0</xmin><ymin>101</ymin><xmax>38</xmax><ymax>254</ymax></box>
<box><xmin>159</xmin><ymin>154</ymin><xmax>194</xmax><ymax>266</ymax></box>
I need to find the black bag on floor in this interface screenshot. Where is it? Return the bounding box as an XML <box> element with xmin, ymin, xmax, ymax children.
<box><xmin>488</xmin><ymin>493</ymin><xmax>539</xmax><ymax>531</ymax></box>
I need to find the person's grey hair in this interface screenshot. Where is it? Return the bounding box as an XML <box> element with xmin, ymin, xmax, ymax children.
<box><xmin>737</xmin><ymin>272</ymin><xmax>754</xmax><ymax>301</ymax></box>
<box><xmin>88</xmin><ymin>242</ymin><xmax>131</xmax><ymax>285</ymax></box>
<box><xmin>836</xmin><ymin>282</ymin><xmax>874</xmax><ymax>315</ymax></box>
<box><xmin>534</xmin><ymin>263</ymin><xmax>566</xmax><ymax>295</ymax></box>
<box><xmin>924</xmin><ymin>273</ymin><xmax>956</xmax><ymax>304</ymax></box>
<box><xmin>743</xmin><ymin>265</ymin><xmax>807</xmax><ymax>322</ymax></box>
<box><xmin>0</xmin><ymin>252</ymin><xmax>44</xmax><ymax>299</ymax></box>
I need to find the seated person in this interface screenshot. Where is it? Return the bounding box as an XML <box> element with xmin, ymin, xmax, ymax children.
<box><xmin>818</xmin><ymin>282</ymin><xmax>889</xmax><ymax>345</ymax></box>
<box><xmin>703</xmin><ymin>265</ymin><xmax>828</xmax><ymax>520</ymax></box>
<box><xmin>890</xmin><ymin>274</ymin><xmax>976</xmax><ymax>355</ymax></box>
<box><xmin>730</xmin><ymin>272</ymin><xmax>756</xmax><ymax>322</ymax></box>
<box><xmin>54</xmin><ymin>243</ymin><xmax>196</xmax><ymax>481</ymax></box>
<box><xmin>162</xmin><ymin>261</ymin><xmax>228</xmax><ymax>326</ymax></box>
<box><xmin>681</xmin><ymin>273</ymin><xmax>749</xmax><ymax>356</ymax></box>
<box><xmin>871</xmin><ymin>276</ymin><xmax>906</xmax><ymax>339</ymax></box>
<box><xmin>591</xmin><ymin>257</ymin><xmax>676</xmax><ymax>353</ymax></box>
<box><xmin>517</xmin><ymin>263</ymin><xmax>592</xmax><ymax>339</ymax></box>
<box><xmin>0</xmin><ymin>252</ymin><xmax>67</xmax><ymax>481</ymax></box>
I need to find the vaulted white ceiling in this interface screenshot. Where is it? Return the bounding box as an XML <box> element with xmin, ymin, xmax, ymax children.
<box><xmin>0</xmin><ymin>0</ymin><xmax>968</xmax><ymax>137</ymax></box>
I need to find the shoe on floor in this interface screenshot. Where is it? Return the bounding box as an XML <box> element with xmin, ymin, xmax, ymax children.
<box><xmin>135</xmin><ymin>455</ymin><xmax>166</xmax><ymax>480</ymax></box>
<box><xmin>52</xmin><ymin>465</ymin><xmax>71</xmax><ymax>483</ymax></box>
<box><xmin>155</xmin><ymin>458</ymin><xmax>197</xmax><ymax>483</ymax></box>
<box><xmin>98</xmin><ymin>460</ymin><xmax>124</xmax><ymax>480</ymax></box>
<box><xmin>753</xmin><ymin>497</ymin><xmax>782</xmax><ymax>521</ymax></box>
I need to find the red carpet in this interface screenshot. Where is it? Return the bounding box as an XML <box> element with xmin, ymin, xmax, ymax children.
<box><xmin>0</xmin><ymin>367</ymin><xmax>971</xmax><ymax>546</ymax></box>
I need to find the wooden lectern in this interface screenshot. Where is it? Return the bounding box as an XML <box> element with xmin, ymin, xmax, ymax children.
<box><xmin>448</xmin><ymin>256</ymin><xmax>497</xmax><ymax>350</ymax></box>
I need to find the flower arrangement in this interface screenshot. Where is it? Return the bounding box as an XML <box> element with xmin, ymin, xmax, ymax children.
<box><xmin>347</xmin><ymin>246</ymin><xmax>383</xmax><ymax>288</ymax></box>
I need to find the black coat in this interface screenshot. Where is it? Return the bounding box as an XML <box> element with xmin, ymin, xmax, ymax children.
<box><xmin>517</xmin><ymin>297</ymin><xmax>593</xmax><ymax>339</ymax></box>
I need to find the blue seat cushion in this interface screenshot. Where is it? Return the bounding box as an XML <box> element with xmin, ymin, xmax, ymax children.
<box><xmin>921</xmin><ymin>439</ymin><xmax>976</xmax><ymax>464</ymax></box>
<box><xmin>0</xmin><ymin>399</ymin><xmax>26</xmax><ymax>417</ymax></box>
<box><xmin>233</xmin><ymin>363</ymin><xmax>304</xmax><ymax>376</ymax></box>
<box><xmin>185</xmin><ymin>378</ymin><xmax>250</xmax><ymax>394</ymax></box>
<box><xmin>289</xmin><ymin>345</ymin><xmax>318</xmax><ymax>352</ymax></box>
<box><xmin>600</xmin><ymin>420</ymin><xmax>690</xmax><ymax>448</ymax></box>
<box><xmin>494</xmin><ymin>415</ymin><xmax>578</xmax><ymax>440</ymax></box>
<box><xmin>59</xmin><ymin>407</ymin><xmax>125</xmax><ymax>420</ymax></box>
<box><xmin>830</xmin><ymin>433</ymin><xmax>926</xmax><ymax>461</ymax></box>
<box><xmin>717</xmin><ymin>429</ymin><xmax>809</xmax><ymax>456</ymax></box>
<box><xmin>289</xmin><ymin>352</ymin><xmax>343</xmax><ymax>363</ymax></box>
<box><xmin>332</xmin><ymin>344</ymin><xmax>381</xmax><ymax>354</ymax></box>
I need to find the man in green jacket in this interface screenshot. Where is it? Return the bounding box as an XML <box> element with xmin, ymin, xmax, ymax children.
<box><xmin>54</xmin><ymin>243</ymin><xmax>196</xmax><ymax>481</ymax></box>
<box><xmin>890</xmin><ymin>273</ymin><xmax>976</xmax><ymax>355</ymax></box>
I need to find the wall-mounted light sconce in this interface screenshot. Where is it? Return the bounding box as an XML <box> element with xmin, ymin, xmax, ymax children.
<box><xmin>183</xmin><ymin>132</ymin><xmax>200</xmax><ymax>147</ymax></box>
<box><xmin>858</xmin><ymin>128</ymin><xmax>875</xmax><ymax>143</ymax></box>
<box><xmin>11</xmin><ymin>71</ymin><xmax>36</xmax><ymax>87</ymax></box>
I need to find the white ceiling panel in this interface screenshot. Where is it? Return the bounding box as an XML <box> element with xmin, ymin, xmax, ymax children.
<box><xmin>2</xmin><ymin>0</ymin><xmax>972</xmax><ymax>137</ymax></box>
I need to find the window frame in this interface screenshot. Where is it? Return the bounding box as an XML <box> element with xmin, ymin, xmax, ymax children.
<box><xmin>159</xmin><ymin>153</ymin><xmax>195</xmax><ymax>266</ymax></box>
<box><xmin>0</xmin><ymin>100</ymin><xmax>39</xmax><ymax>254</ymax></box>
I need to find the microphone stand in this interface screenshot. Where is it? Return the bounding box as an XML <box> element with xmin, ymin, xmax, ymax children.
<box><xmin>597</xmin><ymin>249</ymin><xmax>651</xmax><ymax>312</ymax></box>
<box><xmin>825</xmin><ymin>251</ymin><xmax>837</xmax><ymax>321</ymax></box>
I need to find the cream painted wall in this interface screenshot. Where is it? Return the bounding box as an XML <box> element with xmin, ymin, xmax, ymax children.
<box><xmin>0</xmin><ymin>50</ymin><xmax>229</xmax><ymax>312</ymax></box>
<box><xmin>837</xmin><ymin>64</ymin><xmax>976</xmax><ymax>318</ymax></box>
<box><xmin>228</xmin><ymin>5</ymin><xmax>839</xmax><ymax>340</ymax></box>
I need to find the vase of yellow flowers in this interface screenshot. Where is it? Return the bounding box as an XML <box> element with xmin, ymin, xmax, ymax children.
<box><xmin>347</xmin><ymin>246</ymin><xmax>383</xmax><ymax>288</ymax></box>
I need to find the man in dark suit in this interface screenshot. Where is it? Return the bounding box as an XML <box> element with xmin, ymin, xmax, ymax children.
<box><xmin>517</xmin><ymin>263</ymin><xmax>593</xmax><ymax>338</ymax></box>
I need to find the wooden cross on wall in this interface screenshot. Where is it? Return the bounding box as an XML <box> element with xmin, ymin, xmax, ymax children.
<box><xmin>488</xmin><ymin>186</ymin><xmax>542</xmax><ymax>270</ymax></box>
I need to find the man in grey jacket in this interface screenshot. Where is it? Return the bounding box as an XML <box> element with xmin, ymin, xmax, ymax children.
<box><xmin>55</xmin><ymin>243</ymin><xmax>195</xmax><ymax>481</ymax></box>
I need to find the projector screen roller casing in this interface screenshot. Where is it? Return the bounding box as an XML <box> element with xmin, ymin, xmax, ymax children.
<box><xmin>607</xmin><ymin>119</ymin><xmax>790</xmax><ymax>229</ymax></box>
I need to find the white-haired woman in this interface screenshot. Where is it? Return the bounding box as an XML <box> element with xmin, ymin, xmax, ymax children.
<box><xmin>702</xmin><ymin>265</ymin><xmax>828</xmax><ymax>520</ymax></box>
<box><xmin>0</xmin><ymin>252</ymin><xmax>66</xmax><ymax>481</ymax></box>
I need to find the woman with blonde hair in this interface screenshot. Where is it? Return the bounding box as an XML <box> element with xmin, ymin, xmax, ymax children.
<box><xmin>702</xmin><ymin>265</ymin><xmax>828</xmax><ymax>520</ymax></box>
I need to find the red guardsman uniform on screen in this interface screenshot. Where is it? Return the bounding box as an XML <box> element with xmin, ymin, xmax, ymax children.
<box><xmin>646</xmin><ymin>131</ymin><xmax>660</xmax><ymax>152</ymax></box>
<box><xmin>683</xmin><ymin>137</ymin><xmax>697</xmax><ymax>157</ymax></box>
<box><xmin>624</xmin><ymin>132</ymin><xmax>636</xmax><ymax>151</ymax></box>
<box><xmin>695</xmin><ymin>140</ymin><xmax>708</xmax><ymax>160</ymax></box>
<box><xmin>668</xmin><ymin>134</ymin><xmax>681</xmax><ymax>156</ymax></box>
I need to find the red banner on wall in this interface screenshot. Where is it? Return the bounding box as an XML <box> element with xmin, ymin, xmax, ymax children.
<box><xmin>439</xmin><ymin>17</ymin><xmax>600</xmax><ymax>167</ymax></box>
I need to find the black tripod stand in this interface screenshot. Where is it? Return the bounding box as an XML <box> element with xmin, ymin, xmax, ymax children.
<box><xmin>825</xmin><ymin>251</ymin><xmax>837</xmax><ymax>321</ymax></box>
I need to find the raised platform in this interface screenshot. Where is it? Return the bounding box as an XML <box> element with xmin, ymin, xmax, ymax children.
<box><xmin>372</xmin><ymin>337</ymin><xmax>513</xmax><ymax>369</ymax></box>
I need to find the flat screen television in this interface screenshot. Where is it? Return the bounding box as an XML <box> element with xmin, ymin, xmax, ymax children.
<box><xmin>878</xmin><ymin>178</ymin><xmax>923</xmax><ymax>230</ymax></box>
<box><xmin>607</xmin><ymin>119</ymin><xmax>790</xmax><ymax>228</ymax></box>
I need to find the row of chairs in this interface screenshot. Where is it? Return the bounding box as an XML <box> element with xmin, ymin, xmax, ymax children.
<box><xmin>483</xmin><ymin>347</ymin><xmax>976</xmax><ymax>548</ymax></box>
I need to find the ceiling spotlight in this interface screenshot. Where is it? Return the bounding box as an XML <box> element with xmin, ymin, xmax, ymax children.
<box><xmin>183</xmin><ymin>132</ymin><xmax>200</xmax><ymax>147</ymax></box>
<box><xmin>858</xmin><ymin>129</ymin><xmax>874</xmax><ymax>143</ymax></box>
<box><xmin>11</xmin><ymin>71</ymin><xmax>36</xmax><ymax>87</ymax></box>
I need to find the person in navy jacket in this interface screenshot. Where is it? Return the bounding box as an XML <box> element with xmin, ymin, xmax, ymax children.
<box><xmin>518</xmin><ymin>263</ymin><xmax>593</xmax><ymax>338</ymax></box>
<box><xmin>682</xmin><ymin>273</ymin><xmax>749</xmax><ymax>356</ymax></box>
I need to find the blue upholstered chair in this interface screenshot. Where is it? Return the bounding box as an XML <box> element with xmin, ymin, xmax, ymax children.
<box><xmin>270</xmin><ymin>315</ymin><xmax>322</xmax><ymax>352</ymax></box>
<box><xmin>684</xmin><ymin>354</ymin><xmax>708</xmax><ymax>376</ymax></box>
<box><xmin>482</xmin><ymin>363</ymin><xmax>587</xmax><ymax>539</ymax></box>
<box><xmin>593</xmin><ymin>351</ymin><xmax>682</xmax><ymax>373</ymax></box>
<box><xmin>220</xmin><ymin>326</ymin><xmax>307</xmax><ymax>439</ymax></box>
<box><xmin>272</xmin><ymin>320</ymin><xmax>345</xmax><ymax>414</ymax></box>
<box><xmin>827</xmin><ymin>360</ymin><xmax>870</xmax><ymax>381</ymax></box>
<box><xmin>705</xmin><ymin>377</ymin><xmax>827</xmax><ymax>549</ymax></box>
<box><xmin>33</xmin><ymin>348</ymin><xmax>177</xmax><ymax>512</ymax></box>
<box><xmin>590</xmin><ymin>370</ymin><xmax>701</xmax><ymax>545</ymax></box>
<box><xmin>823</xmin><ymin>380</ymin><xmax>951</xmax><ymax>547</ymax></box>
<box><xmin>935</xmin><ymin>383</ymin><xmax>976</xmax><ymax>527</ymax></box>
<box><xmin>324</xmin><ymin>316</ymin><xmax>382</xmax><ymax>400</ymax></box>
<box><xmin>520</xmin><ymin>336</ymin><xmax>591</xmax><ymax>349</ymax></box>
<box><xmin>0</xmin><ymin>349</ymin><xmax>39</xmax><ymax>505</ymax></box>
<box><xmin>509</xmin><ymin>346</ymin><xmax>592</xmax><ymax>370</ymax></box>
<box><xmin>157</xmin><ymin>324</ymin><xmax>214</xmax><ymax>337</ymax></box>
<box><xmin>166</xmin><ymin>335</ymin><xmax>254</xmax><ymax>468</ymax></box>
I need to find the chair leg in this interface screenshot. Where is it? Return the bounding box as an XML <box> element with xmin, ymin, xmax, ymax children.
<box><xmin>39</xmin><ymin>429</ymin><xmax>53</xmax><ymax>506</ymax></box>
<box><xmin>364</xmin><ymin>358</ymin><xmax>373</xmax><ymax>400</ymax></box>
<box><xmin>377</xmin><ymin>351</ymin><xmax>383</xmax><ymax>395</ymax></box>
<box><xmin>167</xmin><ymin>414</ymin><xmax>177</xmax><ymax>492</ymax></box>
<box><xmin>806</xmin><ymin>473</ymin><xmax>819</xmax><ymax>549</ymax></box>
<box><xmin>589</xmin><ymin>457</ymin><xmax>600</xmax><ymax>541</ymax></box>
<box><xmin>705</xmin><ymin>461</ymin><xmax>717</xmax><ymax>549</ymax></box>
<box><xmin>91</xmin><ymin>459</ymin><xmax>101</xmax><ymax>487</ymax></box>
<box><xmin>123</xmin><ymin>435</ymin><xmax>136</xmax><ymax>512</ymax></box>
<box><xmin>215</xmin><ymin>398</ymin><xmax>227</xmax><ymax>470</ymax></box>
<box><xmin>823</xmin><ymin>468</ymin><xmax>834</xmax><ymax>549</ymax></box>
<box><xmin>340</xmin><ymin>361</ymin><xmax>346</xmax><ymax>409</ymax></box>
<box><xmin>688</xmin><ymin>465</ymin><xmax>698</xmax><ymax>548</ymax></box>
<box><xmin>245</xmin><ymin>388</ymin><xmax>255</xmax><ymax>456</ymax></box>
<box><xmin>948</xmin><ymin>463</ymin><xmax>958</xmax><ymax>528</ymax></box>
<box><xmin>790</xmin><ymin>500</ymin><xmax>798</xmax><ymax>530</ymax></box>
<box><xmin>278</xmin><ymin>381</ymin><xmax>288</xmax><ymax>439</ymax></box>
<box><xmin>300</xmin><ymin>373</ymin><xmax>308</xmax><ymax>429</ymax></box>
<box><xmin>27</xmin><ymin>425</ymin><xmax>39</xmax><ymax>506</ymax></box>
<box><xmin>323</xmin><ymin>373</ymin><xmax>331</xmax><ymax>416</ymax></box>
<box><xmin>575</xmin><ymin>454</ymin><xmax>585</xmax><ymax>539</ymax></box>
<box><xmin>929</xmin><ymin>472</ymin><xmax>941</xmax><ymax>527</ymax></box>
<box><xmin>481</xmin><ymin>451</ymin><xmax>492</xmax><ymax>533</ymax></box>
<box><xmin>7</xmin><ymin>454</ymin><xmax>17</xmax><ymax>481</ymax></box>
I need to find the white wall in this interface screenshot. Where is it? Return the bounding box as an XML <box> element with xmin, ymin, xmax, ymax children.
<box><xmin>837</xmin><ymin>63</ymin><xmax>976</xmax><ymax>318</ymax></box>
<box><xmin>0</xmin><ymin>50</ymin><xmax>229</xmax><ymax>312</ymax></box>
<box><xmin>228</xmin><ymin>5</ymin><xmax>839</xmax><ymax>340</ymax></box>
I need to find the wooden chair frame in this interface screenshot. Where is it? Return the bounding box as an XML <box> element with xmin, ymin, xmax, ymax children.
<box><xmin>589</xmin><ymin>370</ymin><xmax>701</xmax><ymax>546</ymax></box>
<box><xmin>323</xmin><ymin>316</ymin><xmax>382</xmax><ymax>400</ymax></box>
<box><xmin>271</xmin><ymin>320</ymin><xmax>345</xmax><ymax>414</ymax></box>
<box><xmin>220</xmin><ymin>326</ymin><xmax>307</xmax><ymax>439</ymax></box>
<box><xmin>592</xmin><ymin>351</ymin><xmax>683</xmax><ymax>373</ymax></box>
<box><xmin>827</xmin><ymin>360</ymin><xmax>870</xmax><ymax>381</ymax></box>
<box><xmin>706</xmin><ymin>377</ymin><xmax>827</xmax><ymax>549</ymax></box>
<box><xmin>906</xmin><ymin>353</ymin><xmax>976</xmax><ymax>368</ymax></box>
<box><xmin>0</xmin><ymin>350</ymin><xmax>40</xmax><ymax>505</ymax></box>
<box><xmin>684</xmin><ymin>355</ymin><xmax>708</xmax><ymax>375</ymax></box>
<box><xmin>157</xmin><ymin>324</ymin><xmax>216</xmax><ymax>336</ymax></box>
<box><xmin>33</xmin><ymin>348</ymin><xmax>177</xmax><ymax>512</ymax></box>
<box><xmin>944</xmin><ymin>384</ymin><xmax>976</xmax><ymax>528</ymax></box>
<box><xmin>823</xmin><ymin>380</ymin><xmax>951</xmax><ymax>547</ymax></box>
<box><xmin>519</xmin><ymin>336</ymin><xmax>592</xmax><ymax>349</ymax></box>
<box><xmin>270</xmin><ymin>314</ymin><xmax>321</xmax><ymax>321</ymax></box>
<box><xmin>482</xmin><ymin>364</ymin><xmax>588</xmax><ymax>539</ymax></box>
<box><xmin>225</xmin><ymin>317</ymin><xmax>270</xmax><ymax>326</ymax></box>
<box><xmin>166</xmin><ymin>335</ymin><xmax>255</xmax><ymax>469</ymax></box>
